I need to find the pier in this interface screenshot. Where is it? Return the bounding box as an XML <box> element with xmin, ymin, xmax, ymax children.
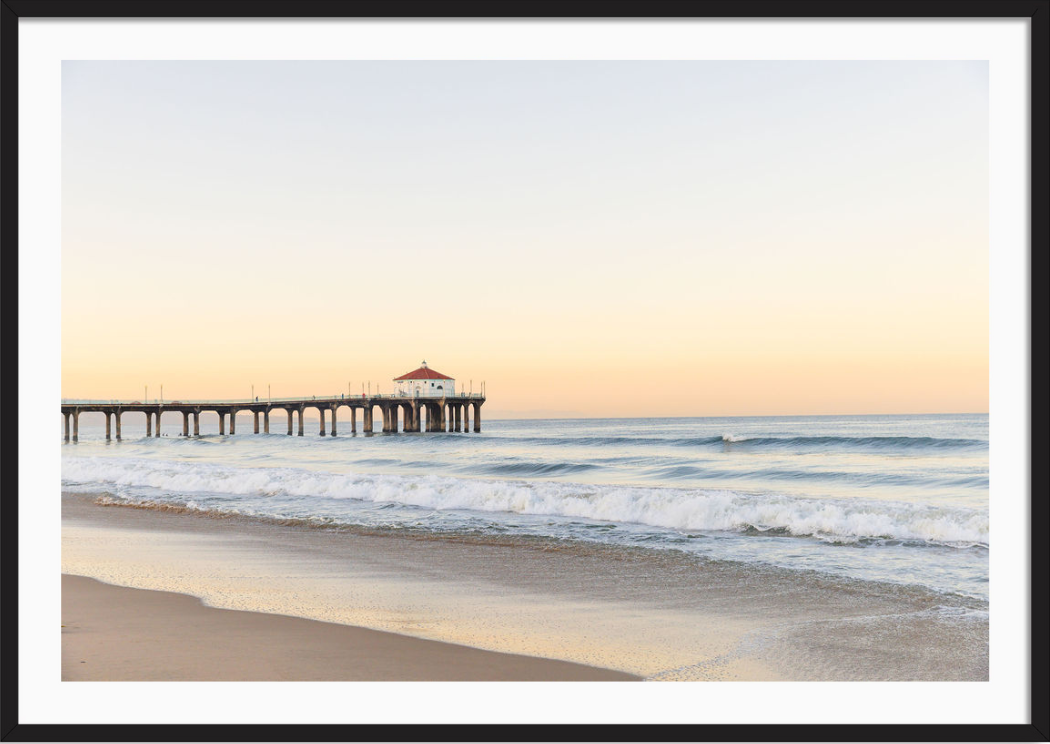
<box><xmin>59</xmin><ymin>393</ymin><xmax>485</xmax><ymax>442</ymax></box>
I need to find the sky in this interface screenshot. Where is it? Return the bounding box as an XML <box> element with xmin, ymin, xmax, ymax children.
<box><xmin>61</xmin><ymin>61</ymin><xmax>988</xmax><ymax>418</ymax></box>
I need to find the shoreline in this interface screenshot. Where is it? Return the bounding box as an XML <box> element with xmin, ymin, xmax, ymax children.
<box><xmin>62</xmin><ymin>491</ymin><xmax>988</xmax><ymax>681</ymax></box>
<box><xmin>62</xmin><ymin>574</ymin><xmax>638</xmax><ymax>681</ymax></box>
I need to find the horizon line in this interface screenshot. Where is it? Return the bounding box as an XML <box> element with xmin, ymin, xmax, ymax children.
<box><xmin>481</xmin><ymin>411</ymin><xmax>990</xmax><ymax>421</ymax></box>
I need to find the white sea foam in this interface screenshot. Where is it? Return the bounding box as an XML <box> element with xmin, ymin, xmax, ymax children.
<box><xmin>62</xmin><ymin>456</ymin><xmax>989</xmax><ymax>547</ymax></box>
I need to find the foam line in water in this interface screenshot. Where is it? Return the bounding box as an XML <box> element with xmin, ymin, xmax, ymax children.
<box><xmin>62</xmin><ymin>456</ymin><xmax>988</xmax><ymax>547</ymax></box>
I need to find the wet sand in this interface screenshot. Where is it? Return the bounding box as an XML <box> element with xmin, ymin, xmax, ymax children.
<box><xmin>62</xmin><ymin>491</ymin><xmax>988</xmax><ymax>681</ymax></box>
<box><xmin>62</xmin><ymin>574</ymin><xmax>637</xmax><ymax>681</ymax></box>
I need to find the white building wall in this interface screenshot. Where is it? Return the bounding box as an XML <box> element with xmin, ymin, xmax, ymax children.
<box><xmin>394</xmin><ymin>378</ymin><xmax>456</xmax><ymax>398</ymax></box>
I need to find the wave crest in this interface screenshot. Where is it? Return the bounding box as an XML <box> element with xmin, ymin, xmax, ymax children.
<box><xmin>62</xmin><ymin>456</ymin><xmax>988</xmax><ymax>548</ymax></box>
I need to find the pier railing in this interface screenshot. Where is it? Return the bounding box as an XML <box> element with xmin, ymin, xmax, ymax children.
<box><xmin>61</xmin><ymin>393</ymin><xmax>486</xmax><ymax>405</ymax></box>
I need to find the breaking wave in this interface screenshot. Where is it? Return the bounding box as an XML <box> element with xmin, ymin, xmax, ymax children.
<box><xmin>713</xmin><ymin>434</ymin><xmax>986</xmax><ymax>451</ymax></box>
<box><xmin>62</xmin><ymin>456</ymin><xmax>988</xmax><ymax>548</ymax></box>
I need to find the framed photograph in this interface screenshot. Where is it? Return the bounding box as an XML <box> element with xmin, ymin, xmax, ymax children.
<box><xmin>3</xmin><ymin>4</ymin><xmax>1045</xmax><ymax>741</ymax></box>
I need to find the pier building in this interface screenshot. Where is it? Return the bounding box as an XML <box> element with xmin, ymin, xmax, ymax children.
<box><xmin>393</xmin><ymin>361</ymin><xmax>455</xmax><ymax>398</ymax></box>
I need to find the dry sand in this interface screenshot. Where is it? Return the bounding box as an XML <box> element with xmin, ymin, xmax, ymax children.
<box><xmin>62</xmin><ymin>574</ymin><xmax>638</xmax><ymax>681</ymax></box>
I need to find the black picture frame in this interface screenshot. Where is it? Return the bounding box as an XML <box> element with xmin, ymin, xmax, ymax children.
<box><xmin>1</xmin><ymin>3</ymin><xmax>1045</xmax><ymax>741</ymax></box>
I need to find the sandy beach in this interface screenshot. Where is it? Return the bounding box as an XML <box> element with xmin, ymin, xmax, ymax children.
<box><xmin>62</xmin><ymin>491</ymin><xmax>988</xmax><ymax>681</ymax></box>
<box><xmin>62</xmin><ymin>574</ymin><xmax>637</xmax><ymax>681</ymax></box>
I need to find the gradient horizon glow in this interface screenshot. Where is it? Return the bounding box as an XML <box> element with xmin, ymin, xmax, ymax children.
<box><xmin>62</xmin><ymin>61</ymin><xmax>988</xmax><ymax>417</ymax></box>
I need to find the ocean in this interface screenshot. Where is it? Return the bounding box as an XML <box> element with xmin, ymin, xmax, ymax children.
<box><xmin>61</xmin><ymin>412</ymin><xmax>989</xmax><ymax>605</ymax></box>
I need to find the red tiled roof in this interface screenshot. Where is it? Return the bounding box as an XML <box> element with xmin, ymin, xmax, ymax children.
<box><xmin>393</xmin><ymin>366</ymin><xmax>453</xmax><ymax>381</ymax></box>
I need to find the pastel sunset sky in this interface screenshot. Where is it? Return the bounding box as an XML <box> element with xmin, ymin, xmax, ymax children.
<box><xmin>62</xmin><ymin>61</ymin><xmax>988</xmax><ymax>417</ymax></box>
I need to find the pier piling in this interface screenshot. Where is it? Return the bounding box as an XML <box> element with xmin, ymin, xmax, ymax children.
<box><xmin>61</xmin><ymin>393</ymin><xmax>483</xmax><ymax>441</ymax></box>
